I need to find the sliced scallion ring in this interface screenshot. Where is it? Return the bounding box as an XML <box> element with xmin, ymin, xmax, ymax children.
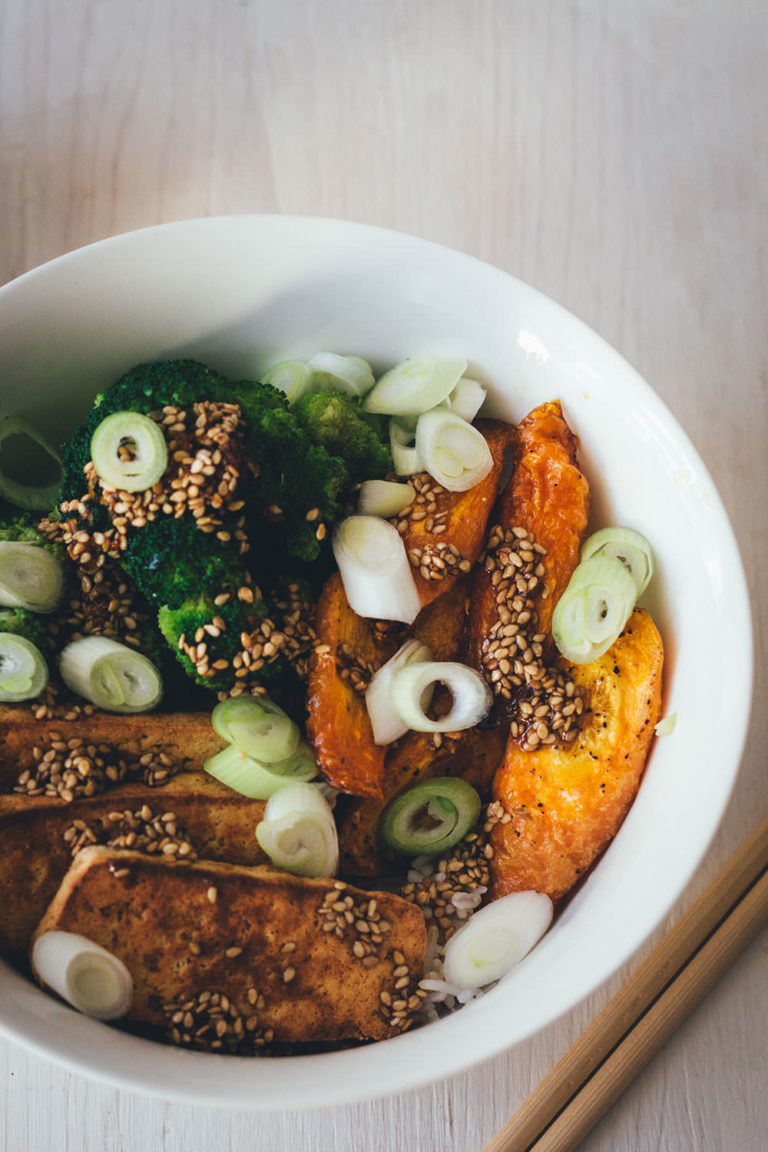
<box><xmin>446</xmin><ymin>376</ymin><xmax>486</xmax><ymax>423</ymax></box>
<box><xmin>390</xmin><ymin>660</ymin><xmax>492</xmax><ymax>733</ymax></box>
<box><xmin>365</xmin><ymin>639</ymin><xmax>433</xmax><ymax>745</ymax></box>
<box><xmin>0</xmin><ymin>542</ymin><xmax>64</xmax><ymax>613</ymax></box>
<box><xmin>31</xmin><ymin>930</ymin><xmax>133</xmax><ymax>1020</ymax></box>
<box><xmin>204</xmin><ymin>743</ymin><xmax>317</xmax><ymax>799</ymax></box>
<box><xmin>552</xmin><ymin>554</ymin><xmax>638</xmax><ymax>664</ymax></box>
<box><xmin>379</xmin><ymin>777</ymin><xmax>481</xmax><ymax>856</ymax></box>
<box><xmin>363</xmin><ymin>356</ymin><xmax>468</xmax><ymax>417</ymax></box>
<box><xmin>580</xmin><ymin>526</ymin><xmax>654</xmax><ymax>597</ymax></box>
<box><xmin>442</xmin><ymin>890</ymin><xmax>553</xmax><ymax>989</ymax></box>
<box><xmin>59</xmin><ymin>636</ymin><xmax>163</xmax><ymax>713</ymax></box>
<box><xmin>307</xmin><ymin>353</ymin><xmax>376</xmax><ymax>398</ymax></box>
<box><xmin>0</xmin><ymin>633</ymin><xmax>49</xmax><ymax>701</ymax></box>
<box><xmin>415</xmin><ymin>406</ymin><xmax>493</xmax><ymax>492</ymax></box>
<box><xmin>211</xmin><ymin>695</ymin><xmax>299</xmax><ymax>764</ymax></box>
<box><xmin>390</xmin><ymin>418</ymin><xmax>423</xmax><ymax>475</ymax></box>
<box><xmin>356</xmin><ymin>479</ymin><xmax>415</xmax><ymax>519</ymax></box>
<box><xmin>0</xmin><ymin>416</ymin><xmax>63</xmax><ymax>511</ymax></box>
<box><xmin>260</xmin><ymin>359</ymin><xmax>313</xmax><ymax>405</ymax></box>
<box><xmin>332</xmin><ymin>515</ymin><xmax>421</xmax><ymax>623</ymax></box>
<box><xmin>90</xmin><ymin>411</ymin><xmax>168</xmax><ymax>492</ymax></box>
<box><xmin>262</xmin><ymin>741</ymin><xmax>319</xmax><ymax>780</ymax></box>
<box><xmin>255</xmin><ymin>782</ymin><xmax>338</xmax><ymax>877</ymax></box>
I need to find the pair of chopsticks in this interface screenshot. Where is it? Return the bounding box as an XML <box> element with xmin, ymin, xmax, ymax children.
<box><xmin>484</xmin><ymin>811</ymin><xmax>768</xmax><ymax>1152</ymax></box>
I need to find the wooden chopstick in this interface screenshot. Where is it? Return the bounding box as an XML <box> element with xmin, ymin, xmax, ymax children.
<box><xmin>484</xmin><ymin>811</ymin><xmax>768</xmax><ymax>1152</ymax></box>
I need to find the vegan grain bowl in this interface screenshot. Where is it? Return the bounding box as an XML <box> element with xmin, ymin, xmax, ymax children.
<box><xmin>0</xmin><ymin>217</ymin><xmax>751</xmax><ymax>1108</ymax></box>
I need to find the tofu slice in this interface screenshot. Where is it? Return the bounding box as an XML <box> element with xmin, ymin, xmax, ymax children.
<box><xmin>0</xmin><ymin>707</ymin><xmax>223</xmax><ymax>793</ymax></box>
<box><xmin>0</xmin><ymin>780</ymin><xmax>267</xmax><ymax>953</ymax></box>
<box><xmin>32</xmin><ymin>847</ymin><xmax>427</xmax><ymax>1045</ymax></box>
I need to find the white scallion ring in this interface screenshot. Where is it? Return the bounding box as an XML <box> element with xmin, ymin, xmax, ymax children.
<box><xmin>31</xmin><ymin>930</ymin><xmax>134</xmax><ymax>1019</ymax></box>
<box><xmin>332</xmin><ymin>515</ymin><xmax>421</xmax><ymax>623</ymax></box>
<box><xmin>390</xmin><ymin>660</ymin><xmax>492</xmax><ymax>733</ymax></box>
<box><xmin>442</xmin><ymin>890</ymin><xmax>554</xmax><ymax>989</ymax></box>
<box><xmin>415</xmin><ymin>406</ymin><xmax>493</xmax><ymax>492</ymax></box>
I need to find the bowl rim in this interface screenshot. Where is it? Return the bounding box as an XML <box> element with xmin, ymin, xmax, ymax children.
<box><xmin>0</xmin><ymin>213</ymin><xmax>754</xmax><ymax>1108</ymax></box>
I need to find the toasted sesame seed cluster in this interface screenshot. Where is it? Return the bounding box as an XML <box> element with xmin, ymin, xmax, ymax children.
<box><xmin>377</xmin><ymin>947</ymin><xmax>429</xmax><ymax>1032</ymax></box>
<box><xmin>163</xmin><ymin>988</ymin><xmax>274</xmax><ymax>1054</ymax></box>
<box><xmin>316</xmin><ymin>884</ymin><xmax>428</xmax><ymax>1032</ymax></box>
<box><xmin>317</xmin><ymin>880</ymin><xmax>393</xmax><ymax>966</ymax></box>
<box><xmin>480</xmin><ymin>524</ymin><xmax>584</xmax><ymax>749</ymax></box>
<box><xmin>406</xmin><ymin>541</ymin><xmax>472</xmax><ymax>582</ymax></box>
<box><xmin>399</xmin><ymin>826</ymin><xmax>494</xmax><ymax>944</ymax></box>
<box><xmin>13</xmin><ymin>737</ymin><xmax>179</xmax><ymax>802</ymax></box>
<box><xmin>39</xmin><ymin>512</ymin><xmax>156</xmax><ymax>653</ymax></box>
<box><xmin>335</xmin><ymin>642</ymin><xmax>375</xmax><ymax>694</ymax></box>
<box><xmin>85</xmin><ymin>402</ymin><xmax>248</xmax><ymax>546</ymax></box>
<box><xmin>26</xmin><ymin>683</ymin><xmax>97</xmax><ymax>723</ymax></box>
<box><xmin>393</xmin><ymin>471</ymin><xmax>450</xmax><ymax>536</ymax></box>
<box><xmin>63</xmin><ymin>806</ymin><xmax>196</xmax><ymax>861</ymax></box>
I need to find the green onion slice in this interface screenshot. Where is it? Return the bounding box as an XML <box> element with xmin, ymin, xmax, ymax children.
<box><xmin>357</xmin><ymin>479</ymin><xmax>415</xmax><ymax>519</ymax></box>
<box><xmin>204</xmin><ymin>743</ymin><xmax>317</xmax><ymax>799</ymax></box>
<box><xmin>364</xmin><ymin>356</ymin><xmax>468</xmax><ymax>417</ymax></box>
<box><xmin>255</xmin><ymin>783</ymin><xmax>338</xmax><ymax>877</ymax></box>
<box><xmin>415</xmin><ymin>406</ymin><xmax>493</xmax><ymax>492</ymax></box>
<box><xmin>211</xmin><ymin>695</ymin><xmax>299</xmax><ymax>764</ymax></box>
<box><xmin>580</xmin><ymin>526</ymin><xmax>654</xmax><ymax>598</ymax></box>
<box><xmin>0</xmin><ymin>633</ymin><xmax>49</xmax><ymax>702</ymax></box>
<box><xmin>379</xmin><ymin>777</ymin><xmax>481</xmax><ymax>857</ymax></box>
<box><xmin>390</xmin><ymin>660</ymin><xmax>492</xmax><ymax>733</ymax></box>
<box><xmin>0</xmin><ymin>416</ymin><xmax>63</xmax><ymax>511</ymax></box>
<box><xmin>0</xmin><ymin>542</ymin><xmax>64</xmax><ymax>613</ymax></box>
<box><xmin>59</xmin><ymin>636</ymin><xmax>163</xmax><ymax>713</ymax></box>
<box><xmin>332</xmin><ymin>515</ymin><xmax>421</xmax><ymax>623</ymax></box>
<box><xmin>307</xmin><ymin>353</ymin><xmax>376</xmax><ymax>398</ymax></box>
<box><xmin>390</xmin><ymin>418</ymin><xmax>423</xmax><ymax>475</ymax></box>
<box><xmin>31</xmin><ymin>930</ymin><xmax>133</xmax><ymax>1020</ymax></box>
<box><xmin>260</xmin><ymin>360</ymin><xmax>313</xmax><ymax>406</ymax></box>
<box><xmin>90</xmin><ymin>411</ymin><xmax>168</xmax><ymax>492</ymax></box>
<box><xmin>365</xmin><ymin>639</ymin><xmax>433</xmax><ymax>745</ymax></box>
<box><xmin>442</xmin><ymin>890</ymin><xmax>554</xmax><ymax>989</ymax></box>
<box><xmin>552</xmin><ymin>554</ymin><xmax>638</xmax><ymax>664</ymax></box>
<box><xmin>446</xmin><ymin>376</ymin><xmax>486</xmax><ymax>423</ymax></box>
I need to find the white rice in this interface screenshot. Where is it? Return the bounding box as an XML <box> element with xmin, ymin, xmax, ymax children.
<box><xmin>408</xmin><ymin>858</ymin><xmax>495</xmax><ymax>1024</ymax></box>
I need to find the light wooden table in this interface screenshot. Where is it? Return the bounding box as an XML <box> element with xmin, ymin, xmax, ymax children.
<box><xmin>1</xmin><ymin>2</ymin><xmax>766</xmax><ymax>1150</ymax></box>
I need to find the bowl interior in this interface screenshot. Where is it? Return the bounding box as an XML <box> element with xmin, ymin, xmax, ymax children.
<box><xmin>0</xmin><ymin>216</ymin><xmax>752</xmax><ymax>1107</ymax></box>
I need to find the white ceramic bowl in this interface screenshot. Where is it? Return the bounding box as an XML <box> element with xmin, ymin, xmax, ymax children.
<box><xmin>0</xmin><ymin>216</ymin><xmax>752</xmax><ymax>1108</ymax></box>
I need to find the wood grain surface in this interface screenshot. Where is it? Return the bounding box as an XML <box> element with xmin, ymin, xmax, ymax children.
<box><xmin>1</xmin><ymin>2</ymin><xmax>766</xmax><ymax>1150</ymax></box>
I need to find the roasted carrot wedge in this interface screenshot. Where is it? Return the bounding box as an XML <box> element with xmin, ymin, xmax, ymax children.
<box><xmin>306</xmin><ymin>573</ymin><xmax>398</xmax><ymax>799</ymax></box>
<box><xmin>489</xmin><ymin>608</ymin><xmax>664</xmax><ymax>902</ymax></box>
<box><xmin>395</xmin><ymin>419</ymin><xmax>515</xmax><ymax>611</ymax></box>
<box><xmin>464</xmin><ymin>400</ymin><xmax>589</xmax><ymax>708</ymax></box>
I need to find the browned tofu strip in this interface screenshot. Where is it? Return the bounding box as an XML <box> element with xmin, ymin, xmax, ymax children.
<box><xmin>0</xmin><ymin>767</ymin><xmax>233</xmax><ymax>820</ymax></box>
<box><xmin>0</xmin><ymin>707</ymin><xmax>223</xmax><ymax>793</ymax></box>
<box><xmin>0</xmin><ymin>782</ymin><xmax>267</xmax><ymax>953</ymax></box>
<box><xmin>33</xmin><ymin>847</ymin><xmax>427</xmax><ymax>1044</ymax></box>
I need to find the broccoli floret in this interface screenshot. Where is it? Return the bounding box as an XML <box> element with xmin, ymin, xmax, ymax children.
<box><xmin>292</xmin><ymin>389</ymin><xmax>393</xmax><ymax>481</ymax></box>
<box><xmin>0</xmin><ymin>607</ymin><xmax>47</xmax><ymax>651</ymax></box>
<box><xmin>56</xmin><ymin>359</ymin><xmax>392</xmax><ymax>697</ymax></box>
<box><xmin>119</xmin><ymin>516</ymin><xmax>247</xmax><ymax>611</ymax></box>
<box><xmin>0</xmin><ymin>511</ymin><xmax>66</xmax><ymax>562</ymax></box>
<box><xmin>158</xmin><ymin>590</ymin><xmax>279</xmax><ymax>693</ymax></box>
<box><xmin>60</xmin><ymin>360</ymin><xmax>234</xmax><ymax>504</ymax></box>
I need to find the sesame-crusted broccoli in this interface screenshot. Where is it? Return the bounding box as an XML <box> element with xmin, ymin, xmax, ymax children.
<box><xmin>57</xmin><ymin>358</ymin><xmax>391</xmax><ymax>699</ymax></box>
<box><xmin>157</xmin><ymin>589</ymin><xmax>271</xmax><ymax>686</ymax></box>
<box><xmin>292</xmin><ymin>389</ymin><xmax>392</xmax><ymax>481</ymax></box>
<box><xmin>0</xmin><ymin>606</ymin><xmax>48</xmax><ymax>651</ymax></box>
<box><xmin>0</xmin><ymin>511</ymin><xmax>66</xmax><ymax>562</ymax></box>
<box><xmin>118</xmin><ymin>516</ymin><xmax>247</xmax><ymax>611</ymax></box>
